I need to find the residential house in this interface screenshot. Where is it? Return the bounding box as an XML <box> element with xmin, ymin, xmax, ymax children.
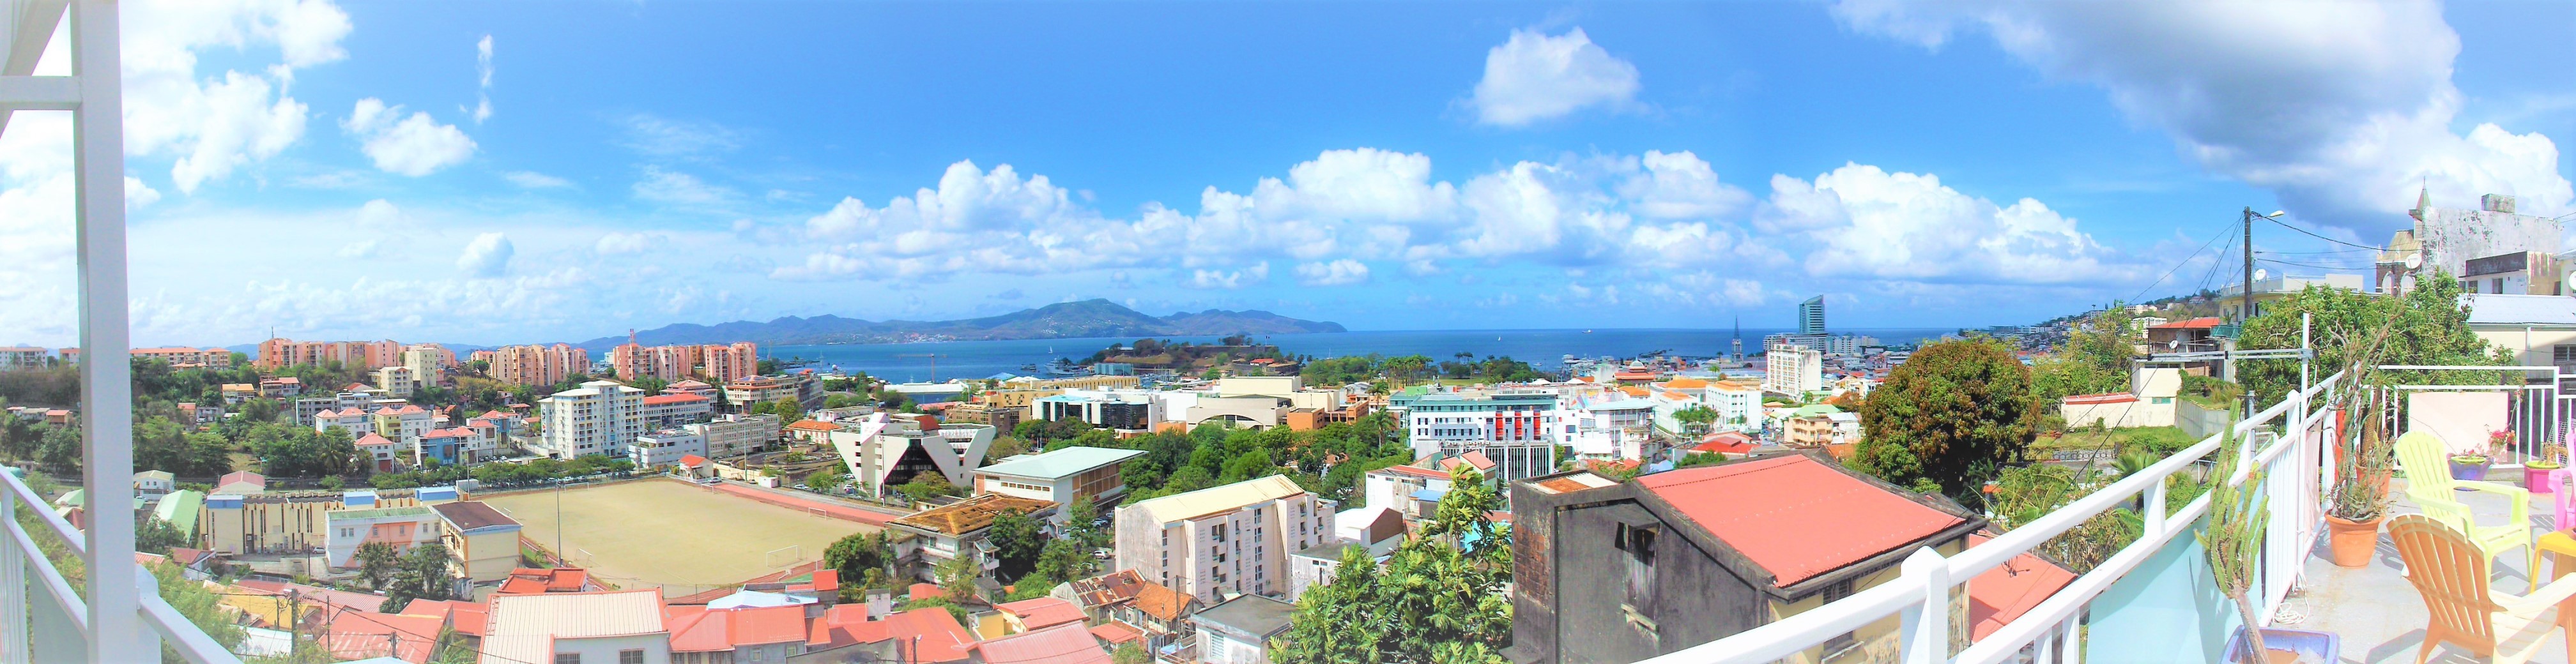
<box><xmin>417</xmin><ymin>427</ymin><xmax>477</xmax><ymax>467</ymax></box>
<box><xmin>2060</xmin><ymin>366</ymin><xmax>2184</xmax><ymax>429</ymax></box>
<box><xmin>1505</xmin><ymin>454</ymin><xmax>1987</xmax><ymax>664</ymax></box>
<box><xmin>666</xmin><ymin>603</ymin><xmax>818</xmax><ymax>663</ymax></box>
<box><xmin>1191</xmin><ymin>595</ymin><xmax>1294</xmax><ymax>664</ymax></box>
<box><xmin>176</xmin><ymin>402</ymin><xmax>224</xmax><ymax>426</ymax></box>
<box><xmin>885</xmin><ymin>494</ymin><xmax>1059</xmax><ymax>581</ymax></box>
<box><xmin>1057</xmin><ymin>570</ymin><xmax>1198</xmax><ymax>649</ymax></box>
<box><xmin>433</xmin><ymin>501</ymin><xmax>524</xmax><ymax>583</ymax></box>
<box><xmin>357</xmin><ymin>433</ymin><xmax>404</xmax><ymax>472</ymax></box>
<box><xmin>134</xmin><ymin>470</ymin><xmax>174</xmax><ymax>497</ymax></box>
<box><xmin>323</xmin><ymin>506</ymin><xmax>441</xmax><ymax>572</ymax></box>
<box><xmin>631</xmin><ymin>428</ymin><xmax>710</xmax><ymax>469</ymax></box>
<box><xmin>1286</xmin><ymin>539</ymin><xmax>1373</xmax><ymax>603</ymax></box>
<box><xmin>970</xmin><ymin>622</ymin><xmax>1112</xmax><ymax>664</ymax></box>
<box><xmin>1113</xmin><ymin>476</ymin><xmax>1331</xmax><ymax>600</ymax></box>
<box><xmin>995</xmin><ymin>596</ymin><xmax>1089</xmax><ymax>633</ymax></box>
<box><xmin>786</xmin><ymin>419</ymin><xmax>841</xmax><ymax>445</ymax></box>
<box><xmin>479</xmin><ymin>589</ymin><xmax>673</xmax><ymax>664</ymax></box>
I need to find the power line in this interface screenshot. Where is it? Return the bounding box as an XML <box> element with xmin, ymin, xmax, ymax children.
<box><xmin>2257</xmin><ymin>248</ymin><xmax>2375</xmax><ymax>256</ymax></box>
<box><xmin>2260</xmin><ymin>216</ymin><xmax>2380</xmax><ymax>250</ymax></box>
<box><xmin>2195</xmin><ymin>232</ymin><xmax>2241</xmax><ymax>293</ymax></box>
<box><xmin>2129</xmin><ymin>219</ymin><xmax>2240</xmax><ymax>303</ymax></box>
<box><xmin>2257</xmin><ymin>258</ymin><xmax>2370</xmax><ymax>271</ymax></box>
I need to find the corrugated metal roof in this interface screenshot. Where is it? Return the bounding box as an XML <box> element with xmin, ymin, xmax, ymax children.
<box><xmin>1121</xmin><ymin>475</ymin><xmax>1305</xmax><ymax>524</ymax></box>
<box><xmin>974</xmin><ymin>446</ymin><xmax>1147</xmax><ymax>480</ymax></box>
<box><xmin>2465</xmin><ymin>294</ymin><xmax>2576</xmax><ymax>327</ymax></box>
<box><xmin>484</xmin><ymin>589</ymin><xmax>668</xmax><ymax>640</ymax></box>
<box><xmin>1636</xmin><ymin>454</ymin><xmax>1966</xmax><ymax>588</ymax></box>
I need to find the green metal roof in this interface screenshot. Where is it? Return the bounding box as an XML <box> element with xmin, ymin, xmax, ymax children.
<box><xmin>154</xmin><ymin>490</ymin><xmax>203</xmax><ymax>538</ymax></box>
<box><xmin>974</xmin><ymin>446</ymin><xmax>1147</xmax><ymax>480</ymax></box>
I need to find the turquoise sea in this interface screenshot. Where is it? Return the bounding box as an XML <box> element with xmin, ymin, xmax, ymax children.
<box><xmin>769</xmin><ymin>328</ymin><xmax>1955</xmax><ymax>383</ymax></box>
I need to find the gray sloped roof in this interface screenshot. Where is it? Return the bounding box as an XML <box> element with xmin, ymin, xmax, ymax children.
<box><xmin>2465</xmin><ymin>294</ymin><xmax>2576</xmax><ymax>328</ymax></box>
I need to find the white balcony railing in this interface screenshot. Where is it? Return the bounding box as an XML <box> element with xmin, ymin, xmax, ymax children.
<box><xmin>1640</xmin><ymin>370</ymin><xmax>2347</xmax><ymax>664</ymax></box>
<box><xmin>4</xmin><ymin>465</ymin><xmax>243</xmax><ymax>663</ymax></box>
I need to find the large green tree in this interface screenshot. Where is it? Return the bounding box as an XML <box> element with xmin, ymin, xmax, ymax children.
<box><xmin>1272</xmin><ymin>467</ymin><xmax>1510</xmax><ymax>664</ymax></box>
<box><xmin>1848</xmin><ymin>337</ymin><xmax>2037</xmax><ymax>503</ymax></box>
<box><xmin>824</xmin><ymin>531</ymin><xmax>893</xmax><ymax>585</ymax></box>
<box><xmin>2237</xmin><ymin>271</ymin><xmax>2506</xmax><ymax>404</ymax></box>
<box><xmin>985</xmin><ymin>509</ymin><xmax>1046</xmax><ymax>581</ymax></box>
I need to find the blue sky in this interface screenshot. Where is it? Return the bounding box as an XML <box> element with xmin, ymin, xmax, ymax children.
<box><xmin>4</xmin><ymin>0</ymin><xmax>2573</xmax><ymax>346</ymax></box>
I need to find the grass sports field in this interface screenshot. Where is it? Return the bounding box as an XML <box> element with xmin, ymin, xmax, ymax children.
<box><xmin>483</xmin><ymin>479</ymin><xmax>876</xmax><ymax>587</ymax></box>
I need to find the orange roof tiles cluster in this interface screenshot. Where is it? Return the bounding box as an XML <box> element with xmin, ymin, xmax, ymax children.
<box><xmin>496</xmin><ymin>567</ymin><xmax>594</xmax><ymax>594</ymax></box>
<box><xmin>889</xmin><ymin>494</ymin><xmax>1056</xmax><ymax>536</ymax></box>
<box><xmin>1634</xmin><ymin>454</ymin><xmax>1968</xmax><ymax>587</ymax></box>
<box><xmin>997</xmin><ymin>596</ymin><xmax>1087</xmax><ymax>631</ymax></box>
<box><xmin>1132</xmin><ymin>582</ymin><xmax>1194</xmax><ymax>622</ymax></box>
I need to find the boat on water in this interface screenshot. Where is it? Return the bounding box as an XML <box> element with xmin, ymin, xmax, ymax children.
<box><xmin>1045</xmin><ymin>358</ymin><xmax>1093</xmax><ymax>377</ymax></box>
<box><xmin>1561</xmin><ymin>354</ymin><xmax>1579</xmax><ymax>364</ymax></box>
<box><xmin>1018</xmin><ymin>363</ymin><xmax>1039</xmax><ymax>371</ymax></box>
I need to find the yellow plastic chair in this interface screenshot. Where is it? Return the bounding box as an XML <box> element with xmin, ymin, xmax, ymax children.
<box><xmin>2398</xmin><ymin>430</ymin><xmax>2536</xmax><ymax>569</ymax></box>
<box><xmin>2419</xmin><ymin>494</ymin><xmax>2540</xmax><ymax>589</ymax></box>
<box><xmin>2390</xmin><ymin>515</ymin><xmax>2576</xmax><ymax>663</ymax></box>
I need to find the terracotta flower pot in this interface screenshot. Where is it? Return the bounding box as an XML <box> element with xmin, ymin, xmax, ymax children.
<box><xmin>2326</xmin><ymin>515</ymin><xmax>2381</xmax><ymax>568</ymax></box>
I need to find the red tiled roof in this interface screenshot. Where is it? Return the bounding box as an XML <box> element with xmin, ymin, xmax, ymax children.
<box><xmin>787</xmin><ymin>419</ymin><xmax>838</xmax><ymax>432</ymax></box>
<box><xmin>971</xmin><ymin>623</ymin><xmax>1112</xmax><ymax>664</ymax></box>
<box><xmin>320</xmin><ymin>610</ymin><xmax>440</xmax><ymax>663</ymax></box>
<box><xmin>355</xmin><ymin>433</ymin><xmax>397</xmax><ymax>448</ymax></box>
<box><xmin>884</xmin><ymin>608</ymin><xmax>976</xmax><ymax>662</ymax></box>
<box><xmin>643</xmin><ymin>393</ymin><xmax>711</xmax><ymax>405</ymax></box>
<box><xmin>398</xmin><ymin>599</ymin><xmax>489</xmax><ymax>637</ymax></box>
<box><xmin>1371</xmin><ymin>464</ymin><xmax>1450</xmax><ymax>480</ymax></box>
<box><xmin>1966</xmin><ymin>532</ymin><xmax>2077</xmax><ymax>640</ymax></box>
<box><xmin>1088</xmin><ymin>622</ymin><xmax>1143</xmax><ymax>645</ymax></box>
<box><xmin>908</xmin><ymin>582</ymin><xmax>945</xmax><ymax>601</ymax></box>
<box><xmin>2147</xmin><ymin>317</ymin><xmax>2222</xmax><ymax>329</ymax></box>
<box><xmin>1692</xmin><ymin>432</ymin><xmax>1756</xmax><ymax>455</ymax></box>
<box><xmin>2060</xmin><ymin>393</ymin><xmax>2138</xmax><ymax>405</ymax></box>
<box><xmin>1132</xmin><ymin>582</ymin><xmax>1193</xmax><ymax>622</ymax></box>
<box><xmin>1636</xmin><ymin>454</ymin><xmax>1968</xmax><ymax>588</ymax></box>
<box><xmin>678</xmin><ymin>454</ymin><xmax>709</xmax><ymax>467</ymax></box>
<box><xmin>997</xmin><ymin>596</ymin><xmax>1087</xmax><ymax>631</ymax></box>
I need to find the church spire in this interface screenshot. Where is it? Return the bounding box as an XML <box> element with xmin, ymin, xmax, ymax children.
<box><xmin>2410</xmin><ymin>179</ymin><xmax>2430</xmax><ymax>222</ymax></box>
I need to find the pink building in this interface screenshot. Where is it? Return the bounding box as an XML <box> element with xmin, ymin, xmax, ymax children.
<box><xmin>490</xmin><ymin>343</ymin><xmax>592</xmax><ymax>387</ymax></box>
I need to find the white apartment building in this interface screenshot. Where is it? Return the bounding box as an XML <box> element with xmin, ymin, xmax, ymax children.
<box><xmin>372</xmin><ymin>365</ymin><xmax>417</xmax><ymax>398</ymax></box>
<box><xmin>1114</xmin><ymin>476</ymin><xmax>1331</xmax><ymax>601</ymax></box>
<box><xmin>0</xmin><ymin>347</ymin><xmax>47</xmax><ymax>370</ymax></box>
<box><xmin>1766</xmin><ymin>345</ymin><xmax>1823</xmax><ymax>395</ymax></box>
<box><xmin>402</xmin><ymin>345</ymin><xmax>446</xmax><ymax>388</ymax></box>
<box><xmin>313</xmin><ymin>408</ymin><xmax>373</xmax><ymax>439</ymax></box>
<box><xmin>1703</xmin><ymin>379</ymin><xmax>1763</xmax><ymax>433</ymax></box>
<box><xmin>641</xmin><ymin>393</ymin><xmax>714</xmax><ymax>428</ymax></box>
<box><xmin>629</xmin><ymin>428</ymin><xmax>709</xmax><ymax>469</ymax></box>
<box><xmin>686</xmin><ymin>413</ymin><xmax>781</xmax><ymax>459</ymax></box>
<box><xmin>1560</xmin><ymin>398</ymin><xmax>1657</xmax><ymax>460</ymax></box>
<box><xmin>1031</xmin><ymin>390</ymin><xmax>1165</xmax><ymax>432</ymax></box>
<box><xmin>1397</xmin><ymin>388</ymin><xmax>1560</xmax><ymax>484</ymax></box>
<box><xmin>537</xmin><ymin>380</ymin><xmax>647</xmax><ymax>458</ymax></box>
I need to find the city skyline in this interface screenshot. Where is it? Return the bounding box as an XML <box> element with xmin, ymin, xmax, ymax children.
<box><xmin>3</xmin><ymin>1</ymin><xmax>2572</xmax><ymax>347</ymax></box>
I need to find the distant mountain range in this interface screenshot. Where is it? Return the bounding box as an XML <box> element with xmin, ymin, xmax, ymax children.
<box><xmin>568</xmin><ymin>299</ymin><xmax>1346</xmax><ymax>351</ymax></box>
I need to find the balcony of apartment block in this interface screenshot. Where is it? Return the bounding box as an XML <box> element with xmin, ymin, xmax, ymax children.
<box><xmin>3</xmin><ymin>1</ymin><xmax>243</xmax><ymax>660</ymax></box>
<box><xmin>1614</xmin><ymin>363</ymin><xmax>2576</xmax><ymax>664</ymax></box>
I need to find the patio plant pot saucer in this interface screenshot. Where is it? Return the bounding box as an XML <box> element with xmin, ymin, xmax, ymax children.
<box><xmin>2223</xmin><ymin>628</ymin><xmax>2339</xmax><ymax>664</ymax></box>
<box><xmin>2324</xmin><ymin>515</ymin><xmax>2381</xmax><ymax>568</ymax></box>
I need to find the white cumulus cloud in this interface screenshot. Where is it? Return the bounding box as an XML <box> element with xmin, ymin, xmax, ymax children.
<box><xmin>633</xmin><ymin>167</ymin><xmax>738</xmax><ymax>206</ymax></box>
<box><xmin>1469</xmin><ymin>27</ymin><xmax>1642</xmax><ymax>127</ymax></box>
<box><xmin>1758</xmin><ymin>163</ymin><xmax>2134</xmax><ymax>284</ymax></box>
<box><xmin>1829</xmin><ymin>0</ymin><xmax>2572</xmax><ymax>229</ymax></box>
<box><xmin>595</xmin><ymin>232</ymin><xmax>661</xmax><ymax>255</ymax></box>
<box><xmin>503</xmin><ymin>170</ymin><xmax>572</xmax><ymax>189</ymax></box>
<box><xmin>473</xmin><ymin>34</ymin><xmax>494</xmax><ymax>123</ymax></box>
<box><xmin>456</xmin><ymin>232</ymin><xmax>514</xmax><ymax>277</ymax></box>
<box><xmin>342</xmin><ymin>98</ymin><xmax>477</xmax><ymax>176</ymax></box>
<box><xmin>1293</xmin><ymin>259</ymin><xmax>1371</xmax><ymax>286</ymax></box>
<box><xmin>1189</xmin><ymin>263</ymin><xmax>1269</xmax><ymax>290</ymax></box>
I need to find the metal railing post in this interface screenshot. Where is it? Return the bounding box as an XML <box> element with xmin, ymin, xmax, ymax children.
<box><xmin>1</xmin><ymin>479</ymin><xmax>21</xmax><ymax>664</ymax></box>
<box><xmin>1899</xmin><ymin>547</ymin><xmax>1951</xmax><ymax>663</ymax></box>
<box><xmin>70</xmin><ymin>0</ymin><xmax>143</xmax><ymax>660</ymax></box>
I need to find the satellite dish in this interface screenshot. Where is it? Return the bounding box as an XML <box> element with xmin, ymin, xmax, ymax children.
<box><xmin>2255</xmin><ymin>268</ymin><xmax>2269</xmax><ymax>281</ymax></box>
<box><xmin>2405</xmin><ymin>254</ymin><xmax>2423</xmax><ymax>270</ymax></box>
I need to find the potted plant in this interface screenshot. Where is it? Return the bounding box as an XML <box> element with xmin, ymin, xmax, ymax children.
<box><xmin>2527</xmin><ymin>440</ymin><xmax>2566</xmax><ymax>495</ymax></box>
<box><xmin>2207</xmin><ymin>435</ymin><xmax>2341</xmax><ymax>663</ymax></box>
<box><xmin>2325</xmin><ymin>404</ymin><xmax>2393</xmax><ymax>568</ymax></box>
<box><xmin>2450</xmin><ymin>430</ymin><xmax>2508</xmax><ymax>482</ymax></box>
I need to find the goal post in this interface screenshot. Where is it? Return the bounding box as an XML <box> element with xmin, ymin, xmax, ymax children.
<box><xmin>765</xmin><ymin>545</ymin><xmax>802</xmax><ymax>570</ymax></box>
<box><xmin>809</xmin><ymin>506</ymin><xmax>830</xmax><ymax>519</ymax></box>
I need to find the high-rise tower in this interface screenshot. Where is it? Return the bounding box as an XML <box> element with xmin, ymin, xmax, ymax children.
<box><xmin>1798</xmin><ymin>296</ymin><xmax>1826</xmax><ymax>335</ymax></box>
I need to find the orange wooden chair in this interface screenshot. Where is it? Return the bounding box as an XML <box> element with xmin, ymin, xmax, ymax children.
<box><xmin>2390</xmin><ymin>515</ymin><xmax>2576</xmax><ymax>663</ymax></box>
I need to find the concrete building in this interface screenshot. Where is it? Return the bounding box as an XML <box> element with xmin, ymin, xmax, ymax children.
<box><xmin>255</xmin><ymin>338</ymin><xmax>405</xmax><ymax>371</ymax></box>
<box><xmin>1507</xmin><ymin>456</ymin><xmax>1987</xmax><ymax>664</ymax></box>
<box><xmin>371</xmin><ymin>365</ymin><xmax>417</xmax><ymax>398</ymax></box>
<box><xmin>641</xmin><ymin>392</ymin><xmax>714</xmax><ymax>429</ymax></box>
<box><xmin>313</xmin><ymin>408</ymin><xmax>372</xmax><ymax>439</ymax></box>
<box><xmin>402</xmin><ymin>345</ymin><xmax>448</xmax><ymax>388</ymax></box>
<box><xmin>0</xmin><ymin>346</ymin><xmax>49</xmax><ymax>370</ymax></box>
<box><xmin>1032</xmin><ymin>391</ymin><xmax>1163</xmax><ymax>432</ymax></box>
<box><xmin>2384</xmin><ymin>190</ymin><xmax>2562</xmax><ymax>296</ymax></box>
<box><xmin>2216</xmin><ymin>274</ymin><xmax>2367</xmax><ymax>321</ymax></box>
<box><xmin>432</xmin><ymin>501</ymin><xmax>523</xmax><ymax>583</ymax></box>
<box><xmin>537</xmin><ymin>380</ymin><xmax>647</xmax><ymax>458</ymax></box>
<box><xmin>134</xmin><ymin>346</ymin><xmax>233</xmax><ymax>369</ymax></box>
<box><xmin>1192</xmin><ymin>595</ymin><xmax>1294</xmax><ymax>664</ymax></box>
<box><xmin>1798</xmin><ymin>295</ymin><xmax>1826</xmax><ymax>335</ymax></box>
<box><xmin>1561</xmin><ymin>398</ymin><xmax>1658</xmax><ymax>460</ymax></box>
<box><xmin>970</xmin><ymin>446</ymin><xmax>1148</xmax><ymax>523</ymax></box>
<box><xmin>1113</xmin><ymin>476</ymin><xmax>1331</xmax><ymax>600</ymax></box>
<box><xmin>372</xmin><ymin>404</ymin><xmax>438</xmax><ymax>446</ymax></box>
<box><xmin>630</xmin><ymin>428</ymin><xmax>709</xmax><ymax>469</ymax></box>
<box><xmin>1765</xmin><ymin>345</ymin><xmax>1823</xmax><ymax>395</ymax></box>
<box><xmin>2060</xmin><ymin>367</ymin><xmax>2184</xmax><ymax>429</ymax></box>
<box><xmin>479</xmin><ymin>589</ymin><xmax>673</xmax><ymax>664</ymax></box>
<box><xmin>827</xmin><ymin>412</ymin><xmax>997</xmax><ymax>499</ymax></box>
<box><xmin>491</xmin><ymin>343</ymin><xmax>590</xmax><ymax>388</ymax></box>
<box><xmin>199</xmin><ymin>487</ymin><xmax>444</xmax><ymax>559</ymax></box>
<box><xmin>1703</xmin><ymin>380</ymin><xmax>1762</xmax><ymax>433</ymax></box>
<box><xmin>323</xmin><ymin>505</ymin><xmax>441</xmax><ymax>571</ymax></box>
<box><xmin>725</xmin><ymin>373</ymin><xmax>820</xmax><ymax>411</ymax></box>
<box><xmin>687</xmin><ymin>413</ymin><xmax>781</xmax><ymax>459</ymax></box>
<box><xmin>1398</xmin><ymin>387</ymin><xmax>1560</xmax><ymax>484</ymax></box>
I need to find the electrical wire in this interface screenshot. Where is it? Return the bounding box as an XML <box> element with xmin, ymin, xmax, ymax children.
<box><xmin>2128</xmin><ymin>219</ymin><xmax>2241</xmax><ymax>304</ymax></box>
<box><xmin>2257</xmin><ymin>248</ymin><xmax>2377</xmax><ymax>256</ymax></box>
<box><xmin>2261</xmin><ymin>216</ymin><xmax>2381</xmax><ymax>250</ymax></box>
<box><xmin>2194</xmin><ymin>233</ymin><xmax>2241</xmax><ymax>294</ymax></box>
<box><xmin>2257</xmin><ymin>258</ymin><xmax>2370</xmax><ymax>271</ymax></box>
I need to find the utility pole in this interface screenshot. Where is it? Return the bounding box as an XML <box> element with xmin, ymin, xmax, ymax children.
<box><xmin>2241</xmin><ymin>207</ymin><xmax>2258</xmax><ymax>416</ymax></box>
